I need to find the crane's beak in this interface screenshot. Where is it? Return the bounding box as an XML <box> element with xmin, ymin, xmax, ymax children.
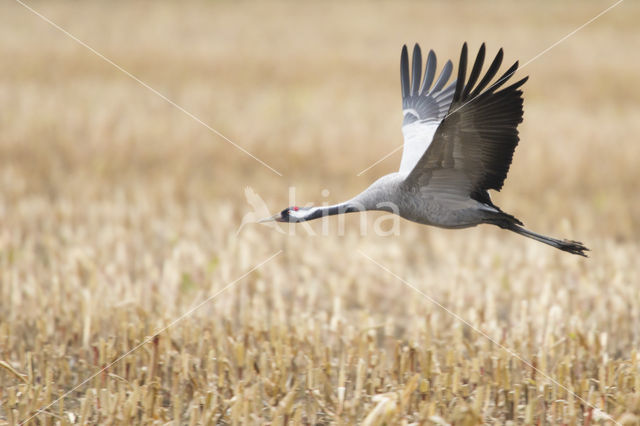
<box><xmin>258</xmin><ymin>213</ymin><xmax>283</xmax><ymax>223</ymax></box>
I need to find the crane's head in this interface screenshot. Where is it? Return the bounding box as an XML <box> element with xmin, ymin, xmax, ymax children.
<box><xmin>259</xmin><ymin>206</ymin><xmax>312</xmax><ymax>223</ymax></box>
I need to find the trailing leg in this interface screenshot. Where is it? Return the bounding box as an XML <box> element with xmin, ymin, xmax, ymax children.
<box><xmin>505</xmin><ymin>224</ymin><xmax>589</xmax><ymax>257</ymax></box>
<box><xmin>485</xmin><ymin>212</ymin><xmax>589</xmax><ymax>257</ymax></box>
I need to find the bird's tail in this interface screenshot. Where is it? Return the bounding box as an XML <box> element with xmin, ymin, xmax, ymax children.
<box><xmin>486</xmin><ymin>213</ymin><xmax>589</xmax><ymax>257</ymax></box>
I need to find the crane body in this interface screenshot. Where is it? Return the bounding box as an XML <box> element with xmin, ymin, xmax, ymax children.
<box><xmin>262</xmin><ymin>43</ymin><xmax>589</xmax><ymax>257</ymax></box>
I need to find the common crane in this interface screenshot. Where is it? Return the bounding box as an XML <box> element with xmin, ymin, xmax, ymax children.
<box><xmin>262</xmin><ymin>43</ymin><xmax>588</xmax><ymax>257</ymax></box>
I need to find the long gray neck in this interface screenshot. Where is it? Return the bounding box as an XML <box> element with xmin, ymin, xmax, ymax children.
<box><xmin>304</xmin><ymin>174</ymin><xmax>401</xmax><ymax>221</ymax></box>
<box><xmin>304</xmin><ymin>202</ymin><xmax>363</xmax><ymax>221</ymax></box>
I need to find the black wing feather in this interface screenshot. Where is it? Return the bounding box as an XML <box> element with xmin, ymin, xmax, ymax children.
<box><xmin>487</xmin><ymin>61</ymin><xmax>520</xmax><ymax>94</ymax></box>
<box><xmin>411</xmin><ymin>44</ymin><xmax>422</xmax><ymax>96</ymax></box>
<box><xmin>431</xmin><ymin>60</ymin><xmax>453</xmax><ymax>93</ymax></box>
<box><xmin>420</xmin><ymin>50</ymin><xmax>437</xmax><ymax>95</ymax></box>
<box><xmin>470</xmin><ymin>48</ymin><xmax>503</xmax><ymax>97</ymax></box>
<box><xmin>461</xmin><ymin>43</ymin><xmax>485</xmax><ymax>99</ymax></box>
<box><xmin>452</xmin><ymin>43</ymin><xmax>468</xmax><ymax>103</ymax></box>
<box><xmin>400</xmin><ymin>45</ymin><xmax>410</xmax><ymax>99</ymax></box>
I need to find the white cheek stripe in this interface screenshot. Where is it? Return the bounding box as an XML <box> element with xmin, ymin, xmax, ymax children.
<box><xmin>290</xmin><ymin>208</ymin><xmax>316</xmax><ymax>219</ymax></box>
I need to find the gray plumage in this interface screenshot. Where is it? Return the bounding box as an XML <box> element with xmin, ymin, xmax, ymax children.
<box><xmin>266</xmin><ymin>42</ymin><xmax>588</xmax><ymax>257</ymax></box>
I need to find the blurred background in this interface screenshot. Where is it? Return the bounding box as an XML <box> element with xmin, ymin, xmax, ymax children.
<box><xmin>1</xmin><ymin>1</ymin><xmax>639</xmax><ymax>423</ymax></box>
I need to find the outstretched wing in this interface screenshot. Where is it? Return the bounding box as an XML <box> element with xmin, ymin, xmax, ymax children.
<box><xmin>406</xmin><ymin>43</ymin><xmax>528</xmax><ymax>202</ymax></box>
<box><xmin>399</xmin><ymin>44</ymin><xmax>457</xmax><ymax>174</ymax></box>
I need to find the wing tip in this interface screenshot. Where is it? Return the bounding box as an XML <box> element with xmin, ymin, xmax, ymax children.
<box><xmin>401</xmin><ymin>45</ymin><xmax>410</xmax><ymax>99</ymax></box>
<box><xmin>461</xmin><ymin>42</ymin><xmax>487</xmax><ymax>99</ymax></box>
<box><xmin>420</xmin><ymin>49</ymin><xmax>437</xmax><ymax>95</ymax></box>
<box><xmin>453</xmin><ymin>43</ymin><xmax>469</xmax><ymax>102</ymax></box>
<box><xmin>411</xmin><ymin>43</ymin><xmax>422</xmax><ymax>96</ymax></box>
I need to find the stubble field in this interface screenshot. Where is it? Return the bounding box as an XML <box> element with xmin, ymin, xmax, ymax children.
<box><xmin>1</xmin><ymin>1</ymin><xmax>639</xmax><ymax>424</ymax></box>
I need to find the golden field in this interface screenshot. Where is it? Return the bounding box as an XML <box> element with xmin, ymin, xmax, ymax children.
<box><xmin>1</xmin><ymin>1</ymin><xmax>639</xmax><ymax>424</ymax></box>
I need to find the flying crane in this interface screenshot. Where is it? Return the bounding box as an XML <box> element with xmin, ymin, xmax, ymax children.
<box><xmin>262</xmin><ymin>43</ymin><xmax>588</xmax><ymax>257</ymax></box>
